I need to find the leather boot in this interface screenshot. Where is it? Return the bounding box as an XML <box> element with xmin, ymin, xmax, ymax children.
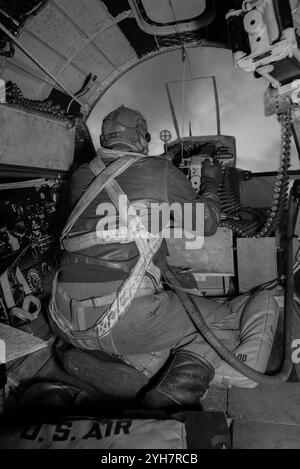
<box><xmin>19</xmin><ymin>382</ymin><xmax>96</xmax><ymax>416</ymax></box>
<box><xmin>62</xmin><ymin>348</ymin><xmax>149</xmax><ymax>403</ymax></box>
<box><xmin>142</xmin><ymin>350</ymin><xmax>215</xmax><ymax>411</ymax></box>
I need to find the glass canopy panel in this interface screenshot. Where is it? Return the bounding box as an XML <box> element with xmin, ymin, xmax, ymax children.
<box><xmin>140</xmin><ymin>0</ymin><xmax>207</xmax><ymax>24</ymax></box>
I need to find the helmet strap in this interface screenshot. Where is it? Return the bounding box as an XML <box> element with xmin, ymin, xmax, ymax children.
<box><xmin>136</xmin><ymin>128</ymin><xmax>149</xmax><ymax>154</ymax></box>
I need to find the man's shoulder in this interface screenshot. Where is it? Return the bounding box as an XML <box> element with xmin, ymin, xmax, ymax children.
<box><xmin>138</xmin><ymin>155</ymin><xmax>171</xmax><ymax>168</ymax></box>
<box><xmin>72</xmin><ymin>162</ymin><xmax>92</xmax><ymax>177</ymax></box>
<box><xmin>70</xmin><ymin>163</ymin><xmax>94</xmax><ymax>189</ymax></box>
<box><xmin>135</xmin><ymin>156</ymin><xmax>173</xmax><ymax>180</ymax></box>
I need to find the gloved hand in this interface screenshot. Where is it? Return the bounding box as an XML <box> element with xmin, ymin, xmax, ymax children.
<box><xmin>201</xmin><ymin>159</ymin><xmax>222</xmax><ymax>186</ymax></box>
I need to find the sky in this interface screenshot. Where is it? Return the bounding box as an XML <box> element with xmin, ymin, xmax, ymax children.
<box><xmin>141</xmin><ymin>0</ymin><xmax>206</xmax><ymax>22</ymax></box>
<box><xmin>88</xmin><ymin>5</ymin><xmax>299</xmax><ymax>173</ymax></box>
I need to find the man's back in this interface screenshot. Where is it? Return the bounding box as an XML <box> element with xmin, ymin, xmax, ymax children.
<box><xmin>59</xmin><ymin>155</ymin><xmax>219</xmax><ymax>284</ymax></box>
<box><xmin>60</xmin><ymin>157</ymin><xmax>187</xmax><ymax>283</ymax></box>
<box><xmin>49</xmin><ymin>107</ymin><xmax>226</xmax><ymax>410</ymax></box>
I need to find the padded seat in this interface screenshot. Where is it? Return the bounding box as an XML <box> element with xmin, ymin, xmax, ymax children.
<box><xmin>213</xmin><ymin>290</ymin><xmax>279</xmax><ymax>388</ymax></box>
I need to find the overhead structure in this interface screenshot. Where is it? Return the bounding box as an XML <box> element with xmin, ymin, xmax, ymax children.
<box><xmin>0</xmin><ymin>0</ymin><xmax>239</xmax><ymax>112</ymax></box>
<box><xmin>0</xmin><ymin>1</ymin><xmax>300</xmax><ymax>113</ymax></box>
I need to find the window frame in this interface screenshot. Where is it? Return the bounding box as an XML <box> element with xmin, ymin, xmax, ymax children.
<box><xmin>128</xmin><ymin>0</ymin><xmax>216</xmax><ymax>36</ymax></box>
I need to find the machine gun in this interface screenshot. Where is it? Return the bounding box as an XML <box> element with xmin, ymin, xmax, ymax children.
<box><xmin>163</xmin><ymin>0</ymin><xmax>300</xmax><ymax>240</ymax></box>
<box><xmin>226</xmin><ymin>0</ymin><xmax>300</xmax><ymax>110</ymax></box>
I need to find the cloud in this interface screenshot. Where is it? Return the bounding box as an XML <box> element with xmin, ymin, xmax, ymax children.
<box><xmin>88</xmin><ymin>46</ymin><xmax>295</xmax><ymax>172</ymax></box>
<box><xmin>141</xmin><ymin>0</ymin><xmax>206</xmax><ymax>23</ymax></box>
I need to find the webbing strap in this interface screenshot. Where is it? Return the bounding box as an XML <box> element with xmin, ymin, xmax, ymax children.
<box><xmin>52</xmin><ymin>154</ymin><xmax>163</xmax><ymax>340</ymax></box>
<box><xmin>62</xmin><ymin>227</ymin><xmax>140</xmax><ymax>251</ymax></box>
<box><xmin>61</xmin><ymin>154</ymin><xmax>144</xmax><ymax>241</ymax></box>
<box><xmin>64</xmin><ymin>155</ymin><xmax>161</xmax><ymax>282</ymax></box>
<box><xmin>68</xmin><ymin>235</ymin><xmax>162</xmax><ymax>340</ymax></box>
<box><xmin>51</xmin><ymin>231</ymin><xmax>162</xmax><ymax>341</ymax></box>
<box><xmin>15</xmin><ymin>268</ymin><xmax>32</xmax><ymax>295</ymax></box>
<box><xmin>89</xmin><ymin>156</ymin><xmax>161</xmax><ymax>290</ymax></box>
<box><xmin>0</xmin><ymin>267</ymin><xmax>31</xmax><ymax>308</ymax></box>
<box><xmin>62</xmin><ymin>205</ymin><xmax>151</xmax><ymax>251</ymax></box>
<box><xmin>96</xmin><ymin>177</ymin><xmax>161</xmax><ymax>283</ymax></box>
<box><xmin>0</xmin><ymin>270</ymin><xmax>15</xmax><ymax>308</ymax></box>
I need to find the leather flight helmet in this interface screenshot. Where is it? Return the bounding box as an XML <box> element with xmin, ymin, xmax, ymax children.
<box><xmin>100</xmin><ymin>105</ymin><xmax>151</xmax><ymax>153</ymax></box>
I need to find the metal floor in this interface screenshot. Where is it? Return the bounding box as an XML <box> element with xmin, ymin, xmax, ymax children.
<box><xmin>6</xmin><ymin>309</ymin><xmax>300</xmax><ymax>449</ymax></box>
<box><xmin>202</xmin><ymin>382</ymin><xmax>300</xmax><ymax>449</ymax></box>
<box><xmin>203</xmin><ymin>301</ymin><xmax>300</xmax><ymax>449</ymax></box>
<box><xmin>201</xmin><ymin>305</ymin><xmax>300</xmax><ymax>449</ymax></box>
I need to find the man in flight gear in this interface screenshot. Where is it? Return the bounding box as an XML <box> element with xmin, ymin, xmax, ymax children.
<box><xmin>49</xmin><ymin>105</ymin><xmax>240</xmax><ymax>410</ymax></box>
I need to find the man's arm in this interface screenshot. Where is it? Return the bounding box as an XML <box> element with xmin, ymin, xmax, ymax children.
<box><xmin>198</xmin><ymin>159</ymin><xmax>222</xmax><ymax>236</ymax></box>
<box><xmin>166</xmin><ymin>159</ymin><xmax>221</xmax><ymax>237</ymax></box>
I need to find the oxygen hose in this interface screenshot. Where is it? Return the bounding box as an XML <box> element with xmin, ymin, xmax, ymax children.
<box><xmin>165</xmin><ymin>188</ymin><xmax>299</xmax><ymax>384</ymax></box>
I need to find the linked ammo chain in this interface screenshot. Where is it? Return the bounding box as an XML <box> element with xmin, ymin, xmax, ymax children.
<box><xmin>255</xmin><ymin>108</ymin><xmax>292</xmax><ymax>238</ymax></box>
<box><xmin>220</xmin><ymin>106</ymin><xmax>292</xmax><ymax>238</ymax></box>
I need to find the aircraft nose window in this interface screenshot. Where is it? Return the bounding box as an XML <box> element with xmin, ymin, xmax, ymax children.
<box><xmin>141</xmin><ymin>0</ymin><xmax>206</xmax><ymax>23</ymax></box>
<box><xmin>89</xmin><ymin>47</ymin><xmax>299</xmax><ymax>173</ymax></box>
